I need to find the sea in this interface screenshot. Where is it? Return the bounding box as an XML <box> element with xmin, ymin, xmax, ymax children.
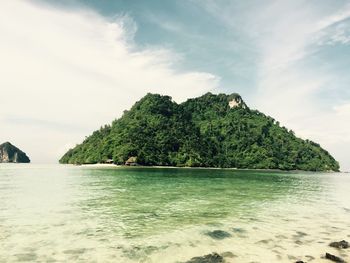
<box><xmin>1</xmin><ymin>164</ymin><xmax>349</xmax><ymax>262</ymax></box>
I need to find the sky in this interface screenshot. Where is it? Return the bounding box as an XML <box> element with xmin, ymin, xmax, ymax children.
<box><xmin>0</xmin><ymin>0</ymin><xmax>350</xmax><ymax>170</ymax></box>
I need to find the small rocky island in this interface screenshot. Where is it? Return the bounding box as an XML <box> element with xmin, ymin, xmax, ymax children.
<box><xmin>0</xmin><ymin>142</ymin><xmax>30</xmax><ymax>163</ymax></box>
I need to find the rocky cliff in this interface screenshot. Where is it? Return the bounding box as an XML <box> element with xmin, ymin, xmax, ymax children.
<box><xmin>0</xmin><ymin>142</ymin><xmax>30</xmax><ymax>163</ymax></box>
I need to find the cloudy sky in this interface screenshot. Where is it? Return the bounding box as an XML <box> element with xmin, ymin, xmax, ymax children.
<box><xmin>1</xmin><ymin>0</ymin><xmax>349</xmax><ymax>170</ymax></box>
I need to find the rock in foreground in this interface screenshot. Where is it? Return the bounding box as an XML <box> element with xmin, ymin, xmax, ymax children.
<box><xmin>0</xmin><ymin>142</ymin><xmax>30</xmax><ymax>163</ymax></box>
<box><xmin>205</xmin><ymin>230</ymin><xmax>232</xmax><ymax>240</ymax></box>
<box><xmin>329</xmin><ymin>240</ymin><xmax>349</xmax><ymax>249</ymax></box>
<box><xmin>185</xmin><ymin>253</ymin><xmax>224</xmax><ymax>263</ymax></box>
<box><xmin>325</xmin><ymin>253</ymin><xmax>346</xmax><ymax>263</ymax></box>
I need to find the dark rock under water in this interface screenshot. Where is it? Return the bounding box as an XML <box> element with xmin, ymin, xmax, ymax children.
<box><xmin>185</xmin><ymin>252</ymin><xmax>224</xmax><ymax>263</ymax></box>
<box><xmin>205</xmin><ymin>230</ymin><xmax>232</xmax><ymax>240</ymax></box>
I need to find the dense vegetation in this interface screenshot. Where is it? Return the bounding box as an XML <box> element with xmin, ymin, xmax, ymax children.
<box><xmin>60</xmin><ymin>93</ymin><xmax>339</xmax><ymax>171</ymax></box>
<box><xmin>0</xmin><ymin>142</ymin><xmax>30</xmax><ymax>163</ymax></box>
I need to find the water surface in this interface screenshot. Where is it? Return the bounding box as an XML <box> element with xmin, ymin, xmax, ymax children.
<box><xmin>1</xmin><ymin>164</ymin><xmax>349</xmax><ymax>262</ymax></box>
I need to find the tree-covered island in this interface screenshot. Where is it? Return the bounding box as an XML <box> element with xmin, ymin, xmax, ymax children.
<box><xmin>60</xmin><ymin>93</ymin><xmax>339</xmax><ymax>171</ymax></box>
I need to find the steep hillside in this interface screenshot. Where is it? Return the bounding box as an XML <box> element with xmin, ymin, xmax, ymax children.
<box><xmin>60</xmin><ymin>93</ymin><xmax>339</xmax><ymax>171</ymax></box>
<box><xmin>0</xmin><ymin>142</ymin><xmax>30</xmax><ymax>163</ymax></box>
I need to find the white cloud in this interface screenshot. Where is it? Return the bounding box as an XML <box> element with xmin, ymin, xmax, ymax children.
<box><xmin>200</xmin><ymin>0</ymin><xmax>350</xmax><ymax>170</ymax></box>
<box><xmin>318</xmin><ymin>21</ymin><xmax>350</xmax><ymax>46</ymax></box>
<box><xmin>0</xmin><ymin>0</ymin><xmax>219</xmax><ymax>163</ymax></box>
<box><xmin>292</xmin><ymin>102</ymin><xmax>350</xmax><ymax>170</ymax></box>
<box><xmin>252</xmin><ymin>3</ymin><xmax>350</xmax><ymax>170</ymax></box>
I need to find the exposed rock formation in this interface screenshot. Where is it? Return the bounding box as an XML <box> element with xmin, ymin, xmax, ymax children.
<box><xmin>228</xmin><ymin>93</ymin><xmax>247</xmax><ymax>109</ymax></box>
<box><xmin>0</xmin><ymin>142</ymin><xmax>30</xmax><ymax>163</ymax></box>
<box><xmin>325</xmin><ymin>253</ymin><xmax>346</xmax><ymax>263</ymax></box>
<box><xmin>329</xmin><ymin>240</ymin><xmax>349</xmax><ymax>249</ymax></box>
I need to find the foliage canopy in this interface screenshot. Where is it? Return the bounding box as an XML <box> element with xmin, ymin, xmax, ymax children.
<box><xmin>60</xmin><ymin>93</ymin><xmax>339</xmax><ymax>171</ymax></box>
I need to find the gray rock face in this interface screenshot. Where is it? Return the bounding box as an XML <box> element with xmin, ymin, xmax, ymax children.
<box><xmin>0</xmin><ymin>142</ymin><xmax>30</xmax><ymax>163</ymax></box>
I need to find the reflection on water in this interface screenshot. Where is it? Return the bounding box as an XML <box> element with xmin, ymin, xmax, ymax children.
<box><xmin>0</xmin><ymin>164</ymin><xmax>349</xmax><ymax>262</ymax></box>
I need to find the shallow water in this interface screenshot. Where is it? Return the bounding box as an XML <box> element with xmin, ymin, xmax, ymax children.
<box><xmin>0</xmin><ymin>164</ymin><xmax>349</xmax><ymax>262</ymax></box>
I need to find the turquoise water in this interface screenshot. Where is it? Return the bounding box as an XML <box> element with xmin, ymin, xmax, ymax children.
<box><xmin>0</xmin><ymin>164</ymin><xmax>349</xmax><ymax>262</ymax></box>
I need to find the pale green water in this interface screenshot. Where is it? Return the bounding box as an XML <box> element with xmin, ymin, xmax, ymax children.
<box><xmin>0</xmin><ymin>164</ymin><xmax>349</xmax><ymax>262</ymax></box>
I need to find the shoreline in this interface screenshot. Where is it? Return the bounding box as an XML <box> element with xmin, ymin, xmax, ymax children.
<box><xmin>74</xmin><ymin>163</ymin><xmax>338</xmax><ymax>173</ymax></box>
<box><xmin>1</xmin><ymin>162</ymin><xmax>341</xmax><ymax>172</ymax></box>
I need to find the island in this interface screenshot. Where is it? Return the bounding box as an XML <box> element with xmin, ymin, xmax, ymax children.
<box><xmin>0</xmin><ymin>142</ymin><xmax>30</xmax><ymax>163</ymax></box>
<box><xmin>60</xmin><ymin>93</ymin><xmax>339</xmax><ymax>171</ymax></box>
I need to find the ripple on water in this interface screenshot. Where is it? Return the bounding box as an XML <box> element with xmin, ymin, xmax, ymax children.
<box><xmin>122</xmin><ymin>245</ymin><xmax>159</xmax><ymax>261</ymax></box>
<box><xmin>63</xmin><ymin>248</ymin><xmax>88</xmax><ymax>255</ymax></box>
<box><xmin>14</xmin><ymin>253</ymin><xmax>37</xmax><ymax>262</ymax></box>
<box><xmin>1</xmin><ymin>166</ymin><xmax>350</xmax><ymax>263</ymax></box>
<box><xmin>232</xmin><ymin>227</ymin><xmax>246</xmax><ymax>233</ymax></box>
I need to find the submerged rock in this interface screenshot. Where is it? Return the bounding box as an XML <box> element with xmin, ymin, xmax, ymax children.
<box><xmin>14</xmin><ymin>253</ymin><xmax>37</xmax><ymax>262</ymax></box>
<box><xmin>306</xmin><ymin>255</ymin><xmax>315</xmax><ymax>261</ymax></box>
<box><xmin>295</xmin><ymin>240</ymin><xmax>303</xmax><ymax>245</ymax></box>
<box><xmin>122</xmin><ymin>245</ymin><xmax>158</xmax><ymax>260</ymax></box>
<box><xmin>220</xmin><ymin>251</ymin><xmax>236</xmax><ymax>258</ymax></box>
<box><xmin>205</xmin><ymin>230</ymin><xmax>232</xmax><ymax>240</ymax></box>
<box><xmin>325</xmin><ymin>253</ymin><xmax>346</xmax><ymax>263</ymax></box>
<box><xmin>293</xmin><ymin>231</ymin><xmax>308</xmax><ymax>239</ymax></box>
<box><xmin>329</xmin><ymin>240</ymin><xmax>349</xmax><ymax>249</ymax></box>
<box><xmin>232</xmin><ymin>227</ymin><xmax>246</xmax><ymax>233</ymax></box>
<box><xmin>185</xmin><ymin>253</ymin><xmax>224</xmax><ymax>263</ymax></box>
<box><xmin>256</xmin><ymin>239</ymin><xmax>273</xmax><ymax>244</ymax></box>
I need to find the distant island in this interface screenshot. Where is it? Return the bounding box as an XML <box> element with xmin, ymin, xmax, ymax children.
<box><xmin>0</xmin><ymin>142</ymin><xmax>30</xmax><ymax>163</ymax></box>
<box><xmin>60</xmin><ymin>93</ymin><xmax>339</xmax><ymax>171</ymax></box>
